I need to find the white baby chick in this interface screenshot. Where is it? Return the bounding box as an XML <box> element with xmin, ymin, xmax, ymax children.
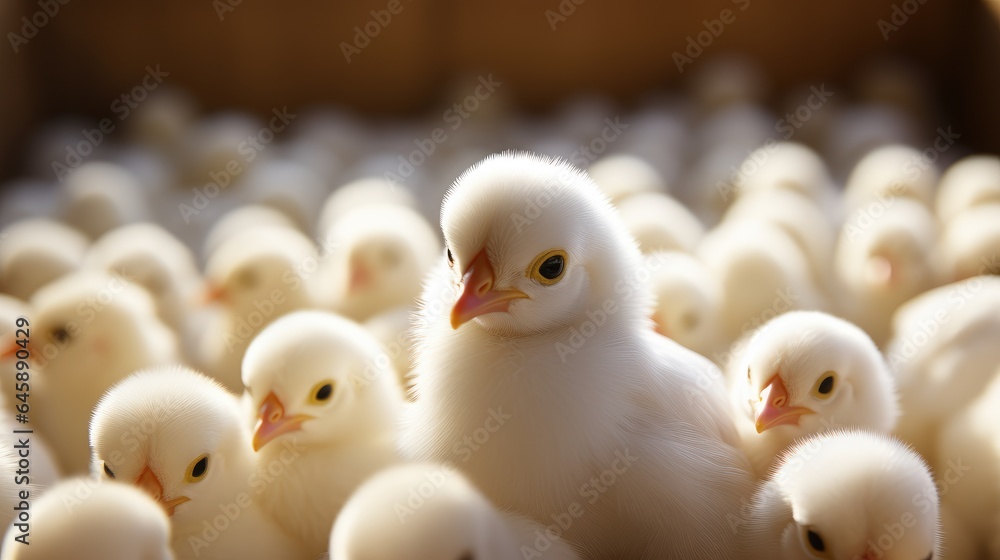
<box><xmin>835</xmin><ymin>197</ymin><xmax>940</xmax><ymax>346</ymax></box>
<box><xmin>888</xmin><ymin>275</ymin><xmax>1000</xmax><ymax>464</ymax></box>
<box><xmin>90</xmin><ymin>366</ymin><xmax>306</xmax><ymax>560</ymax></box>
<box><xmin>844</xmin><ymin>144</ymin><xmax>939</xmax><ymax>211</ymax></box>
<box><xmin>746</xmin><ymin>430</ymin><xmax>940</xmax><ymax>560</ymax></box>
<box><xmin>647</xmin><ymin>251</ymin><xmax>724</xmax><ymax>359</ymax></box>
<box><xmin>319</xmin><ymin>204</ymin><xmax>440</xmax><ymax>322</ymax></box>
<box><xmin>402</xmin><ymin>152</ymin><xmax>755</xmax><ymax>559</ymax></box>
<box><xmin>723</xmin><ymin>189</ymin><xmax>837</xmax><ymax>296</ymax></box>
<box><xmin>62</xmin><ymin>161</ymin><xmax>148</xmax><ymax>239</ymax></box>
<box><xmin>316</xmin><ymin>176</ymin><xmax>417</xmax><ymax>241</ymax></box>
<box><xmin>0</xmin><ymin>218</ymin><xmax>89</xmax><ymax>301</ymax></box>
<box><xmin>201</xmin><ymin>204</ymin><xmax>299</xmax><ymax>261</ymax></box>
<box><xmin>614</xmin><ymin>192</ymin><xmax>705</xmax><ymax>254</ymax></box>
<box><xmin>935</xmin><ymin>154</ymin><xmax>1000</xmax><ymax>224</ymax></box>
<box><xmin>0</xmin><ymin>478</ymin><xmax>174</xmax><ymax>560</ymax></box>
<box><xmin>198</xmin><ymin>225</ymin><xmax>318</xmax><ymax>392</ymax></box>
<box><xmin>241</xmin><ymin>310</ymin><xmax>403</xmax><ymax>557</ymax></box>
<box><xmin>331</xmin><ymin>463</ymin><xmax>581</xmax><ymax>560</ymax></box>
<box><xmin>586</xmin><ymin>153</ymin><xmax>668</xmax><ymax>204</ymax></box>
<box><xmin>938</xmin><ymin>204</ymin><xmax>1000</xmax><ymax>281</ymax></box>
<box><xmin>698</xmin><ymin>220</ymin><xmax>826</xmax><ymax>347</ymax></box>
<box><xmin>936</xmin><ymin>366</ymin><xmax>1000</xmax><ymax>556</ymax></box>
<box><xmin>728</xmin><ymin>311</ymin><xmax>899</xmax><ymax>476</ymax></box>
<box><xmin>85</xmin><ymin>222</ymin><xmax>201</xmax><ymax>338</ymax></box>
<box><xmin>732</xmin><ymin>141</ymin><xmax>838</xmax><ymax>213</ymax></box>
<box><xmin>26</xmin><ymin>271</ymin><xmax>179</xmax><ymax>475</ymax></box>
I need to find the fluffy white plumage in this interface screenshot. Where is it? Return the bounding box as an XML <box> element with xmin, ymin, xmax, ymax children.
<box><xmin>646</xmin><ymin>251</ymin><xmax>724</xmax><ymax>359</ymax></box>
<box><xmin>201</xmin><ymin>204</ymin><xmax>299</xmax><ymax>261</ymax></box>
<box><xmin>363</xmin><ymin>306</ymin><xmax>418</xmax><ymax>394</ymax></box>
<box><xmin>0</xmin><ymin>478</ymin><xmax>174</xmax><ymax>560</ymax></box>
<box><xmin>198</xmin><ymin>225</ymin><xmax>318</xmax><ymax>391</ymax></box>
<box><xmin>90</xmin><ymin>366</ymin><xmax>305</xmax><ymax>560</ymax></box>
<box><xmin>586</xmin><ymin>154</ymin><xmax>667</xmax><ymax>203</ymax></box>
<box><xmin>402</xmin><ymin>152</ymin><xmax>755</xmax><ymax>559</ymax></box>
<box><xmin>318</xmin><ymin>204</ymin><xmax>441</xmax><ymax>322</ymax></box>
<box><xmin>938</xmin><ymin>203</ymin><xmax>1000</xmax><ymax>281</ymax></box>
<box><xmin>331</xmin><ymin>463</ymin><xmax>581</xmax><ymax>560</ymax></box>
<box><xmin>614</xmin><ymin>192</ymin><xmax>705</xmax><ymax>254</ymax></box>
<box><xmin>698</xmin><ymin>220</ymin><xmax>826</xmax><ymax>346</ymax></box>
<box><xmin>316</xmin><ymin>176</ymin><xmax>417</xmax><ymax>240</ymax></box>
<box><xmin>727</xmin><ymin>311</ymin><xmax>899</xmax><ymax>476</ymax></box>
<box><xmin>834</xmin><ymin>197</ymin><xmax>940</xmax><ymax>346</ymax></box>
<box><xmin>732</xmin><ymin>142</ymin><xmax>838</xmax><ymax>211</ymax></box>
<box><xmin>0</xmin><ymin>219</ymin><xmax>89</xmax><ymax>301</ymax></box>
<box><xmin>935</xmin><ymin>154</ymin><xmax>1000</xmax><ymax>224</ymax></box>
<box><xmin>241</xmin><ymin>310</ymin><xmax>403</xmax><ymax>557</ymax></box>
<box><xmin>888</xmin><ymin>275</ymin><xmax>1000</xmax><ymax>464</ymax></box>
<box><xmin>28</xmin><ymin>271</ymin><xmax>179</xmax><ymax>475</ymax></box>
<box><xmin>745</xmin><ymin>430</ymin><xmax>940</xmax><ymax>560</ymax></box>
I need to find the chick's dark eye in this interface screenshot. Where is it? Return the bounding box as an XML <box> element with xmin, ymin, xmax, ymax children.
<box><xmin>538</xmin><ymin>255</ymin><xmax>564</xmax><ymax>280</ymax></box>
<box><xmin>189</xmin><ymin>455</ymin><xmax>208</xmax><ymax>480</ymax></box>
<box><xmin>315</xmin><ymin>383</ymin><xmax>334</xmax><ymax>401</ymax></box>
<box><xmin>818</xmin><ymin>375</ymin><xmax>835</xmax><ymax>395</ymax></box>
<box><xmin>446</xmin><ymin>247</ymin><xmax>454</xmax><ymax>265</ymax></box>
<box><xmin>51</xmin><ymin>327</ymin><xmax>69</xmax><ymax>343</ymax></box>
<box><xmin>806</xmin><ymin>529</ymin><xmax>825</xmax><ymax>552</ymax></box>
<box><xmin>103</xmin><ymin>462</ymin><xmax>115</xmax><ymax>479</ymax></box>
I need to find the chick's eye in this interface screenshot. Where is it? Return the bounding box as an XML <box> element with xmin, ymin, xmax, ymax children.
<box><xmin>680</xmin><ymin>311</ymin><xmax>700</xmax><ymax>330</ymax></box>
<box><xmin>528</xmin><ymin>249</ymin><xmax>568</xmax><ymax>285</ymax></box>
<box><xmin>51</xmin><ymin>327</ymin><xmax>69</xmax><ymax>344</ymax></box>
<box><xmin>310</xmin><ymin>381</ymin><xmax>335</xmax><ymax>403</ymax></box>
<box><xmin>803</xmin><ymin>527</ymin><xmax>826</xmax><ymax>555</ymax></box>
<box><xmin>446</xmin><ymin>247</ymin><xmax>454</xmax><ymax>266</ymax></box>
<box><xmin>812</xmin><ymin>371</ymin><xmax>838</xmax><ymax>399</ymax></box>
<box><xmin>186</xmin><ymin>454</ymin><xmax>209</xmax><ymax>482</ymax></box>
<box><xmin>102</xmin><ymin>462</ymin><xmax>115</xmax><ymax>479</ymax></box>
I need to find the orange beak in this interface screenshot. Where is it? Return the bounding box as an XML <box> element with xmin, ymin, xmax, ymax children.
<box><xmin>348</xmin><ymin>257</ymin><xmax>372</xmax><ymax>295</ymax></box>
<box><xmin>450</xmin><ymin>249</ymin><xmax>529</xmax><ymax>329</ymax></box>
<box><xmin>865</xmin><ymin>255</ymin><xmax>895</xmax><ymax>287</ymax></box>
<box><xmin>200</xmin><ymin>282</ymin><xmax>227</xmax><ymax>305</ymax></box>
<box><xmin>0</xmin><ymin>335</ymin><xmax>20</xmax><ymax>361</ymax></box>
<box><xmin>754</xmin><ymin>375</ymin><xmax>814</xmax><ymax>434</ymax></box>
<box><xmin>135</xmin><ymin>465</ymin><xmax>190</xmax><ymax>516</ymax></box>
<box><xmin>252</xmin><ymin>392</ymin><xmax>312</xmax><ymax>452</ymax></box>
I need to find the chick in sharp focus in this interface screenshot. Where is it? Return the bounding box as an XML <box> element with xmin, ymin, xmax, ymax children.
<box><xmin>90</xmin><ymin>366</ymin><xmax>306</xmax><ymax>560</ymax></box>
<box><xmin>647</xmin><ymin>251</ymin><xmax>724</xmax><ymax>359</ymax></box>
<box><xmin>0</xmin><ymin>219</ymin><xmax>89</xmax><ymax>301</ymax></box>
<box><xmin>887</xmin><ymin>275</ymin><xmax>1000</xmax><ymax>464</ymax></box>
<box><xmin>746</xmin><ymin>430</ymin><xmax>940</xmax><ymax>560</ymax></box>
<box><xmin>402</xmin><ymin>152</ymin><xmax>755</xmax><ymax>559</ymax></box>
<box><xmin>936</xmin><ymin>365</ymin><xmax>1000</xmax><ymax>558</ymax></box>
<box><xmin>698</xmin><ymin>220</ymin><xmax>826</xmax><ymax>347</ymax></box>
<box><xmin>728</xmin><ymin>311</ymin><xmax>899</xmax><ymax>476</ymax></box>
<box><xmin>7</xmin><ymin>271</ymin><xmax>178</xmax><ymax>475</ymax></box>
<box><xmin>61</xmin><ymin>161</ymin><xmax>149</xmax><ymax>239</ymax></box>
<box><xmin>331</xmin><ymin>463</ymin><xmax>581</xmax><ymax>560</ymax></box>
<box><xmin>935</xmin><ymin>154</ymin><xmax>1000</xmax><ymax>224</ymax></box>
<box><xmin>835</xmin><ymin>196</ymin><xmax>940</xmax><ymax>346</ymax></box>
<box><xmin>614</xmin><ymin>192</ymin><xmax>705</xmax><ymax>254</ymax></box>
<box><xmin>241</xmin><ymin>310</ymin><xmax>403</xmax><ymax>557</ymax></box>
<box><xmin>0</xmin><ymin>479</ymin><xmax>174</xmax><ymax>560</ymax></box>
<box><xmin>318</xmin><ymin>204</ymin><xmax>440</xmax><ymax>322</ymax></box>
<box><xmin>198</xmin><ymin>225</ymin><xmax>318</xmax><ymax>392</ymax></box>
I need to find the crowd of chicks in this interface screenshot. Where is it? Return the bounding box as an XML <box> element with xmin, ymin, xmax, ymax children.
<box><xmin>0</xmin><ymin>58</ymin><xmax>999</xmax><ymax>559</ymax></box>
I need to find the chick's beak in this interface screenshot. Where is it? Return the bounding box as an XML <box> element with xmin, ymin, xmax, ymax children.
<box><xmin>200</xmin><ymin>282</ymin><xmax>227</xmax><ymax>305</ymax></box>
<box><xmin>252</xmin><ymin>392</ymin><xmax>312</xmax><ymax>451</ymax></box>
<box><xmin>348</xmin><ymin>256</ymin><xmax>372</xmax><ymax>295</ymax></box>
<box><xmin>136</xmin><ymin>465</ymin><xmax>190</xmax><ymax>516</ymax></box>
<box><xmin>754</xmin><ymin>375</ymin><xmax>814</xmax><ymax>434</ymax></box>
<box><xmin>0</xmin><ymin>336</ymin><xmax>20</xmax><ymax>361</ymax></box>
<box><xmin>450</xmin><ymin>249</ymin><xmax>529</xmax><ymax>329</ymax></box>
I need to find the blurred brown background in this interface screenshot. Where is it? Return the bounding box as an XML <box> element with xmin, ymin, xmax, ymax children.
<box><xmin>1</xmin><ymin>0</ymin><xmax>999</xmax><ymax>179</ymax></box>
